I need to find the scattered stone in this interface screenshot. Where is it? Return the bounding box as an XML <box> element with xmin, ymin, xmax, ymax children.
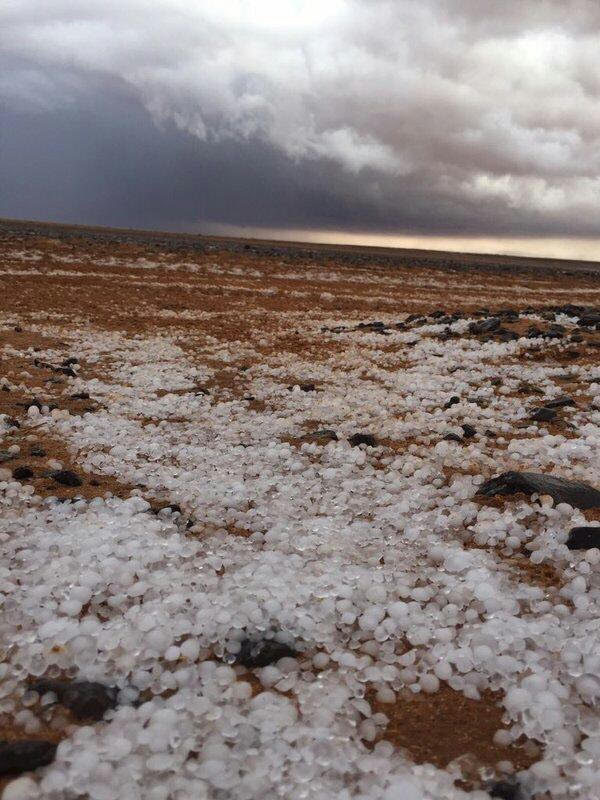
<box><xmin>30</xmin><ymin>679</ymin><xmax>118</xmax><ymax>721</ymax></box>
<box><xmin>61</xmin><ymin>357</ymin><xmax>78</xmax><ymax>366</ymax></box>
<box><xmin>348</xmin><ymin>433</ymin><xmax>377</xmax><ymax>447</ymax></box>
<box><xmin>517</xmin><ymin>381</ymin><xmax>543</xmax><ymax>395</ymax></box>
<box><xmin>468</xmin><ymin>318</ymin><xmax>500</xmax><ymax>334</ymax></box>
<box><xmin>487</xmin><ymin>779</ymin><xmax>520</xmax><ymax>800</ymax></box>
<box><xmin>443</xmin><ymin>396</ymin><xmax>460</xmax><ymax>410</ymax></box>
<box><xmin>578</xmin><ymin>313</ymin><xmax>600</xmax><ymax>327</ymax></box>
<box><xmin>544</xmin><ymin>395</ymin><xmax>575</xmax><ymax>409</ymax></box>
<box><xmin>287</xmin><ymin>383</ymin><xmax>316</xmax><ymax>392</ymax></box>
<box><xmin>234</xmin><ymin>638</ymin><xmax>297</xmax><ymax>668</ymax></box>
<box><xmin>529</xmin><ymin>406</ymin><xmax>557</xmax><ymax>422</ymax></box>
<box><xmin>461</xmin><ymin>424</ymin><xmax>476</xmax><ymax>438</ymax></box>
<box><xmin>0</xmin><ymin>740</ymin><xmax>57</xmax><ymax>775</ymax></box>
<box><xmin>12</xmin><ymin>466</ymin><xmax>33</xmax><ymax>481</ymax></box>
<box><xmin>5</xmin><ymin>418</ymin><xmax>20</xmax><ymax>428</ymax></box>
<box><xmin>70</xmin><ymin>392</ymin><xmax>90</xmax><ymax>400</ymax></box>
<box><xmin>566</xmin><ymin>527</ymin><xmax>600</xmax><ymax>550</ymax></box>
<box><xmin>443</xmin><ymin>433</ymin><xmax>463</xmax><ymax>443</ymax></box>
<box><xmin>29</xmin><ymin>447</ymin><xmax>46</xmax><ymax>457</ymax></box>
<box><xmin>496</xmin><ymin>329</ymin><xmax>519</xmax><ymax>342</ymax></box>
<box><xmin>50</xmin><ymin>470</ymin><xmax>83</xmax><ymax>487</ymax></box>
<box><xmin>0</xmin><ymin>450</ymin><xmax>14</xmax><ymax>463</ymax></box>
<box><xmin>304</xmin><ymin>429</ymin><xmax>338</xmax><ymax>443</ymax></box>
<box><xmin>477</xmin><ymin>471</ymin><xmax>600</xmax><ymax>510</ymax></box>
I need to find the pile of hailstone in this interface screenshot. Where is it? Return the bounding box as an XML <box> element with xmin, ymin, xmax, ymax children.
<box><xmin>2</xmin><ymin>306</ymin><xmax>600</xmax><ymax>800</ymax></box>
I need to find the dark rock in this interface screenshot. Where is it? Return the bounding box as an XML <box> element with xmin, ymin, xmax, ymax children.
<box><xmin>443</xmin><ymin>396</ymin><xmax>460</xmax><ymax>410</ymax></box>
<box><xmin>305</xmin><ymin>429</ymin><xmax>338</xmax><ymax>443</ymax></box>
<box><xmin>461</xmin><ymin>424</ymin><xmax>476</xmax><ymax>438</ymax></box>
<box><xmin>529</xmin><ymin>406</ymin><xmax>557</xmax><ymax>422</ymax></box>
<box><xmin>30</xmin><ymin>446</ymin><xmax>47</xmax><ymax>457</ymax></box>
<box><xmin>477</xmin><ymin>471</ymin><xmax>600</xmax><ymax>510</ymax></box>
<box><xmin>487</xmin><ymin>779</ymin><xmax>520</xmax><ymax>800</ymax></box>
<box><xmin>50</xmin><ymin>470</ymin><xmax>83</xmax><ymax>487</ymax></box>
<box><xmin>517</xmin><ymin>381</ymin><xmax>544</xmax><ymax>395</ymax></box>
<box><xmin>0</xmin><ymin>739</ymin><xmax>57</xmax><ymax>775</ymax></box>
<box><xmin>1</xmin><ymin>384</ymin><xmax>9</xmax><ymax>392</ymax></box>
<box><xmin>5</xmin><ymin>418</ymin><xmax>20</xmax><ymax>428</ymax></box>
<box><xmin>566</xmin><ymin>527</ymin><xmax>600</xmax><ymax>550</ymax></box>
<box><xmin>497</xmin><ymin>309</ymin><xmax>519</xmax><ymax>320</ymax></box>
<box><xmin>570</xmin><ymin>333</ymin><xmax>584</xmax><ymax>343</ymax></box>
<box><xmin>578</xmin><ymin>313</ymin><xmax>600</xmax><ymax>327</ymax></box>
<box><xmin>14</xmin><ymin>326</ymin><xmax>23</xmax><ymax>333</ymax></box>
<box><xmin>30</xmin><ymin>679</ymin><xmax>118</xmax><ymax>721</ymax></box>
<box><xmin>430</xmin><ymin>310</ymin><xmax>446</xmax><ymax>319</ymax></box>
<box><xmin>468</xmin><ymin>317</ymin><xmax>501</xmax><ymax>335</ymax></box>
<box><xmin>57</xmin><ymin>366</ymin><xmax>77</xmax><ymax>377</ymax></box>
<box><xmin>348</xmin><ymin>433</ymin><xmax>377</xmax><ymax>447</ymax></box>
<box><xmin>12</xmin><ymin>466</ymin><xmax>34</xmax><ymax>480</ymax></box>
<box><xmin>61</xmin><ymin>357</ymin><xmax>78</xmax><ymax>366</ymax></box>
<box><xmin>70</xmin><ymin>392</ymin><xmax>90</xmax><ymax>400</ymax></box>
<box><xmin>287</xmin><ymin>383</ymin><xmax>316</xmax><ymax>392</ymax></box>
<box><xmin>443</xmin><ymin>433</ymin><xmax>463</xmax><ymax>443</ymax></box>
<box><xmin>544</xmin><ymin>395</ymin><xmax>575</xmax><ymax>409</ymax></box>
<box><xmin>234</xmin><ymin>638</ymin><xmax>297</xmax><ymax>668</ymax></box>
<box><xmin>489</xmin><ymin>377</ymin><xmax>502</xmax><ymax>387</ymax></box>
<box><xmin>496</xmin><ymin>329</ymin><xmax>519</xmax><ymax>342</ymax></box>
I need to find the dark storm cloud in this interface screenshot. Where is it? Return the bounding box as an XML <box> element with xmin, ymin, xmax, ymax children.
<box><xmin>1</xmin><ymin>0</ymin><xmax>600</xmax><ymax>237</ymax></box>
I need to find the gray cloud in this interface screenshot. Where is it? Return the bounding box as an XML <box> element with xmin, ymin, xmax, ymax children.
<box><xmin>1</xmin><ymin>0</ymin><xmax>600</xmax><ymax>238</ymax></box>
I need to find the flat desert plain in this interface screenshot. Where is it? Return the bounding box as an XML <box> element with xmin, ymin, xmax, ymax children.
<box><xmin>3</xmin><ymin>220</ymin><xmax>600</xmax><ymax>799</ymax></box>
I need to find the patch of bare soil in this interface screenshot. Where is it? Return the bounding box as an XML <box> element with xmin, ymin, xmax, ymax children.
<box><xmin>367</xmin><ymin>685</ymin><xmax>541</xmax><ymax>782</ymax></box>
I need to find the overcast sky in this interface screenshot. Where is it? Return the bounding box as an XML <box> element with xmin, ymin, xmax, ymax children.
<box><xmin>1</xmin><ymin>0</ymin><xmax>600</xmax><ymax>258</ymax></box>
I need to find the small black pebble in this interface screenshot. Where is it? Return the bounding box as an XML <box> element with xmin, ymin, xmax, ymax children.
<box><xmin>31</xmin><ymin>679</ymin><xmax>117</xmax><ymax>721</ymax></box>
<box><xmin>30</xmin><ymin>447</ymin><xmax>46</xmax><ymax>457</ymax></box>
<box><xmin>234</xmin><ymin>638</ymin><xmax>297</xmax><ymax>668</ymax></box>
<box><xmin>6</xmin><ymin>417</ymin><xmax>20</xmax><ymax>428</ymax></box>
<box><xmin>487</xmin><ymin>780</ymin><xmax>520</xmax><ymax>800</ymax></box>
<box><xmin>529</xmin><ymin>406</ymin><xmax>557</xmax><ymax>422</ymax></box>
<box><xmin>566</xmin><ymin>526</ymin><xmax>600</xmax><ymax>550</ymax></box>
<box><xmin>306</xmin><ymin>429</ymin><xmax>338</xmax><ymax>443</ymax></box>
<box><xmin>348</xmin><ymin>433</ymin><xmax>377</xmax><ymax>447</ymax></box>
<box><xmin>443</xmin><ymin>396</ymin><xmax>460</xmax><ymax>410</ymax></box>
<box><xmin>70</xmin><ymin>392</ymin><xmax>90</xmax><ymax>400</ymax></box>
<box><xmin>62</xmin><ymin>357</ymin><xmax>78</xmax><ymax>366</ymax></box>
<box><xmin>14</xmin><ymin>326</ymin><xmax>23</xmax><ymax>333</ymax></box>
<box><xmin>544</xmin><ymin>394</ymin><xmax>575</xmax><ymax>409</ymax></box>
<box><xmin>12</xmin><ymin>466</ymin><xmax>34</xmax><ymax>480</ymax></box>
<box><xmin>443</xmin><ymin>433</ymin><xmax>463</xmax><ymax>443</ymax></box>
<box><xmin>461</xmin><ymin>424</ymin><xmax>476</xmax><ymax>438</ymax></box>
<box><xmin>0</xmin><ymin>739</ymin><xmax>57</xmax><ymax>775</ymax></box>
<box><xmin>50</xmin><ymin>469</ymin><xmax>83</xmax><ymax>487</ymax></box>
